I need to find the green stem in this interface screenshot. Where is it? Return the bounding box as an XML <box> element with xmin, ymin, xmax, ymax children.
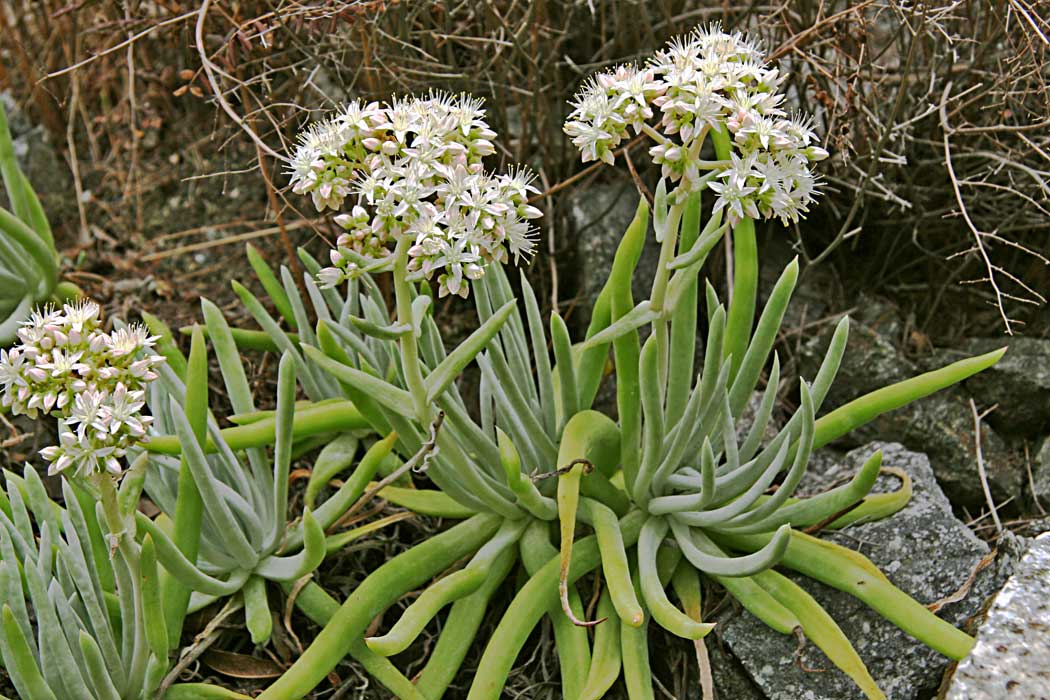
<box><xmin>637</xmin><ymin>517</ymin><xmax>714</xmax><ymax>639</ymax></box>
<box><xmin>578</xmin><ymin>498</ymin><xmax>644</xmax><ymax>626</ymax></box>
<box><xmin>159</xmin><ymin>327</ymin><xmax>208</xmax><ymax>648</ymax></box>
<box><xmin>282</xmin><ymin>581</ymin><xmax>427</xmax><ymax>700</ymax></box>
<box><xmin>96</xmin><ymin>475</ymin><xmax>151</xmax><ymax>697</ymax></box>
<box><xmin>665</xmin><ymin>192</ymin><xmax>703</xmax><ymax>427</ymax></box>
<box><xmin>393</xmin><ymin>236</ymin><xmax>432</xmax><ymax>423</ymax></box>
<box><xmin>723</xmin><ymin>217</ymin><xmax>757</xmax><ymax>382</ymax></box>
<box><xmin>162</xmin><ymin>684</ymin><xmax>252</xmax><ymax>700</ymax></box>
<box><xmin>145</xmin><ymin>399</ymin><xmax>368</xmax><ymax>455</ymax></box>
<box><xmin>0</xmin><ymin>206</ymin><xmax>55</xmax><ymax>297</ymax></box>
<box><xmin>520</xmin><ymin>521</ymin><xmax>592</xmax><ymax>699</ymax></box>
<box><xmin>556</xmin><ymin>412</ymin><xmax>622</xmax><ymax>625</ymax></box>
<box><xmin>579</xmin><ymin>588</ymin><xmax>622</xmax><ymax>700</ymax></box>
<box><xmin>649</xmin><ymin>202</ymin><xmax>685</xmax><ymax>312</ymax></box>
<box><xmin>257</xmin><ymin>514</ymin><xmax>501</xmax><ymax>700</ymax></box>
<box><xmin>711</xmin><ymin>127</ymin><xmax>757</xmax><ymax>382</ymax></box>
<box><xmin>715</xmin><ymin>530</ymin><xmax>976</xmax><ymax>660</ymax></box>
<box><xmin>650</xmin><ymin>202</ymin><xmax>685</xmax><ymax>398</ymax></box>
<box><xmin>365</xmin><ymin>518</ymin><xmax>526</xmax><ymax>657</ymax></box>
<box><xmin>813</xmin><ymin>347</ymin><xmax>1007</xmax><ymax>448</ymax></box>
<box><xmin>754</xmin><ymin>569</ymin><xmax>885</xmax><ymax>700</ymax></box>
<box><xmin>243</xmin><ymin>576</ymin><xmax>272</xmax><ymax>645</ymax></box>
<box><xmin>416</xmin><ymin>545</ymin><xmax>518</xmax><ymax>699</ymax></box>
<box><xmin>610</xmin><ymin>199</ymin><xmax>650</xmax><ymax>493</ymax></box>
<box><xmin>620</xmin><ymin>564</ymin><xmax>655</xmax><ymax>700</ymax></box>
<box><xmin>466</xmin><ymin>510</ymin><xmax>647</xmax><ymax>700</ymax></box>
<box><xmin>180</xmin><ymin>325</ymin><xmax>295</xmax><ymax>353</ymax></box>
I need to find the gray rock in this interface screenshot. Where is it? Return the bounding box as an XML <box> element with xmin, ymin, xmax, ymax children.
<box><xmin>935</xmin><ymin>337</ymin><xmax>1050</xmax><ymax>438</ymax></box>
<box><xmin>863</xmin><ymin>390</ymin><xmax>1021</xmax><ymax>511</ymax></box>
<box><xmin>722</xmin><ymin>443</ymin><xmax>1008</xmax><ymax>700</ymax></box>
<box><xmin>0</xmin><ymin>92</ymin><xmax>74</xmax><ymax>227</ymax></box>
<box><xmin>708</xmin><ymin>636</ymin><xmax>767</xmax><ymax>700</ymax></box>
<box><xmin>566</xmin><ymin>182</ymin><xmax>661</xmax><ymax>329</ymax></box>
<box><xmin>802</xmin><ymin>321</ymin><xmax>1023</xmax><ymax>510</ymax></box>
<box><xmin>757</xmin><ymin>234</ymin><xmax>840</xmax><ymax>332</ymax></box>
<box><xmin>1033</xmin><ymin>439</ymin><xmax>1050</xmax><ymax>512</ymax></box>
<box><xmin>945</xmin><ymin>532</ymin><xmax>1050</xmax><ymax>700</ymax></box>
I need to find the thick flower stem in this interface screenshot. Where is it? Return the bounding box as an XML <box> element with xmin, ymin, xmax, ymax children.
<box><xmin>96</xmin><ymin>474</ymin><xmax>152</xmax><ymax>698</ymax></box>
<box><xmin>711</xmin><ymin>126</ymin><xmax>758</xmax><ymax>382</ymax></box>
<box><xmin>393</xmin><ymin>236</ymin><xmax>432</xmax><ymax>424</ymax></box>
<box><xmin>159</xmin><ymin>326</ymin><xmax>208</xmax><ymax>649</ymax></box>
<box><xmin>723</xmin><ymin>217</ymin><xmax>757</xmax><ymax>381</ymax></box>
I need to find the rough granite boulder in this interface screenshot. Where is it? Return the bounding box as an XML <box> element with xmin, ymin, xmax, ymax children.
<box><xmin>1032</xmin><ymin>438</ymin><xmax>1050</xmax><ymax>513</ymax></box>
<box><xmin>801</xmin><ymin>321</ymin><xmax>1023</xmax><ymax>510</ymax></box>
<box><xmin>945</xmin><ymin>532</ymin><xmax>1050</xmax><ymax>700</ymax></box>
<box><xmin>719</xmin><ymin>443</ymin><xmax>1010</xmax><ymax>700</ymax></box>
<box><xmin>0</xmin><ymin>92</ymin><xmax>74</xmax><ymax>225</ymax></box>
<box><xmin>934</xmin><ymin>337</ymin><xmax>1050</xmax><ymax>439</ymax></box>
<box><xmin>566</xmin><ymin>182</ymin><xmax>661</xmax><ymax>330</ymax></box>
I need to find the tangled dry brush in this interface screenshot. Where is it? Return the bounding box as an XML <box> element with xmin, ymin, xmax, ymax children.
<box><xmin>1</xmin><ymin>0</ymin><xmax>1047</xmax><ymax>333</ymax></box>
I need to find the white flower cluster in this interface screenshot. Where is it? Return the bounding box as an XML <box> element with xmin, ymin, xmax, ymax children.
<box><xmin>0</xmin><ymin>301</ymin><xmax>164</xmax><ymax>478</ymax></box>
<box><xmin>563</xmin><ymin>24</ymin><xmax>828</xmax><ymax>225</ymax></box>
<box><xmin>288</xmin><ymin>93</ymin><xmax>542</xmax><ymax>298</ymax></box>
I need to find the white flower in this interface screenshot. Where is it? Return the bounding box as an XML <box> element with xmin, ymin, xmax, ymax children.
<box><xmin>107</xmin><ymin>325</ymin><xmax>156</xmax><ymax>357</ymax></box>
<box><xmin>503</xmin><ymin>215</ymin><xmax>537</xmax><ymax>263</ymax></box>
<box><xmin>317</xmin><ymin>267</ymin><xmax>346</xmax><ymax>289</ymax></box>
<box><xmin>69</xmin><ymin>388</ymin><xmax>107</xmax><ymax>436</ymax></box>
<box><xmin>564</xmin><ymin>78</ymin><xmax>628</xmax><ymax>165</ymax></box>
<box><xmin>710</xmin><ymin>173</ymin><xmax>759</xmax><ymax>225</ymax></box>
<box><xmin>736</xmin><ymin>114</ymin><xmax>787</xmax><ymax>150</ymax></box>
<box><xmin>0</xmin><ymin>300</ymin><xmax>164</xmax><ymax>479</ymax></box>
<box><xmin>0</xmin><ymin>348</ymin><xmax>26</xmax><ymax>390</ymax></box>
<box><xmin>289</xmin><ymin>92</ymin><xmax>542</xmax><ymax>298</ymax></box>
<box><xmin>564</xmin><ymin>22</ymin><xmax>827</xmax><ymax>226</ymax></box>
<box><xmin>99</xmin><ymin>384</ymin><xmax>149</xmax><ymax>437</ymax></box>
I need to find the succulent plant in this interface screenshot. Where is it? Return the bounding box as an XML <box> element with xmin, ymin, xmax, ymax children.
<box><xmin>0</xmin><ymin>464</ymin><xmax>249</xmax><ymax>700</ymax></box>
<box><xmin>144</xmin><ymin>26</ymin><xmax>1007</xmax><ymax>700</ymax></box>
<box><xmin>0</xmin><ymin>101</ymin><xmax>69</xmax><ymax>345</ymax></box>
<box><xmin>136</xmin><ymin>305</ymin><xmax>403</xmax><ymax>647</ymax></box>
<box><xmin>192</xmin><ymin>185</ymin><xmax>1001</xmax><ymax>700</ymax></box>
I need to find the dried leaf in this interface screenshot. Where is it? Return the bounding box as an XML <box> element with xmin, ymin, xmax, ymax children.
<box><xmin>201</xmin><ymin>649</ymin><xmax>283</xmax><ymax>679</ymax></box>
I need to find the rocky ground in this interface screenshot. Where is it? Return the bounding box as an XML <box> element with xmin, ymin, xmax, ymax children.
<box><xmin>4</xmin><ymin>91</ymin><xmax>1050</xmax><ymax>698</ymax></box>
<box><xmin>568</xmin><ymin>184</ymin><xmax>1050</xmax><ymax>700</ymax></box>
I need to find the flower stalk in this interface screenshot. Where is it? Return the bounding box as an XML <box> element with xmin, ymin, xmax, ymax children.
<box><xmin>393</xmin><ymin>235</ymin><xmax>432</xmax><ymax>423</ymax></box>
<box><xmin>158</xmin><ymin>325</ymin><xmax>207</xmax><ymax>648</ymax></box>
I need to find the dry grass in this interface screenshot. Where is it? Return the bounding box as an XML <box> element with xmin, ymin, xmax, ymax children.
<box><xmin>2</xmin><ymin>3</ymin><xmax>1048</xmax><ymax>695</ymax></box>
<box><xmin>2</xmin><ymin>1</ymin><xmax>1048</xmax><ymax>336</ymax></box>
